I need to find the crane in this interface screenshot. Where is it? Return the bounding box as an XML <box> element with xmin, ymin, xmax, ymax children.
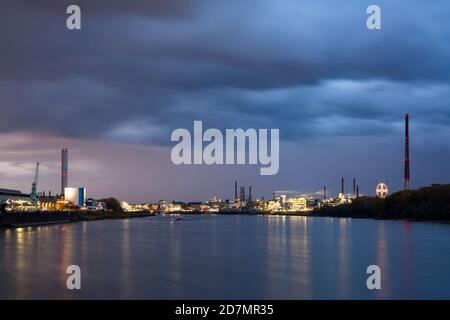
<box><xmin>30</xmin><ymin>162</ymin><xmax>40</xmax><ymax>205</ymax></box>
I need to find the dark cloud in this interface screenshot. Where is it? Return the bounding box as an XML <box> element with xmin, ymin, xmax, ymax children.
<box><xmin>2</xmin><ymin>0</ymin><xmax>450</xmax><ymax>201</ymax></box>
<box><xmin>0</xmin><ymin>0</ymin><xmax>450</xmax><ymax>145</ymax></box>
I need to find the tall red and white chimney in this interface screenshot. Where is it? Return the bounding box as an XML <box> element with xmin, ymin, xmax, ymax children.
<box><xmin>404</xmin><ymin>114</ymin><xmax>410</xmax><ymax>190</ymax></box>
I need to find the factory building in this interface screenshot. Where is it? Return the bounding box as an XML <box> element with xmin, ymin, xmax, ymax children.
<box><xmin>0</xmin><ymin>188</ymin><xmax>30</xmax><ymax>202</ymax></box>
<box><xmin>85</xmin><ymin>198</ymin><xmax>106</xmax><ymax>211</ymax></box>
<box><xmin>0</xmin><ymin>188</ymin><xmax>32</xmax><ymax>212</ymax></box>
<box><xmin>64</xmin><ymin>187</ymin><xmax>86</xmax><ymax>207</ymax></box>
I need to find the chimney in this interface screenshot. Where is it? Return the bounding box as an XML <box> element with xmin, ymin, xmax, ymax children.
<box><xmin>341</xmin><ymin>177</ymin><xmax>344</xmax><ymax>195</ymax></box>
<box><xmin>356</xmin><ymin>184</ymin><xmax>360</xmax><ymax>198</ymax></box>
<box><xmin>61</xmin><ymin>148</ymin><xmax>69</xmax><ymax>196</ymax></box>
<box><xmin>404</xmin><ymin>113</ymin><xmax>410</xmax><ymax>190</ymax></box>
<box><xmin>234</xmin><ymin>181</ymin><xmax>238</xmax><ymax>201</ymax></box>
<box><xmin>248</xmin><ymin>186</ymin><xmax>252</xmax><ymax>203</ymax></box>
<box><xmin>353</xmin><ymin>177</ymin><xmax>356</xmax><ymax>196</ymax></box>
<box><xmin>323</xmin><ymin>186</ymin><xmax>327</xmax><ymax>200</ymax></box>
<box><xmin>240</xmin><ymin>186</ymin><xmax>245</xmax><ymax>202</ymax></box>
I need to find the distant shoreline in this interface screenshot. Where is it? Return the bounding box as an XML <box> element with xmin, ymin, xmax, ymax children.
<box><xmin>2</xmin><ymin>193</ymin><xmax>450</xmax><ymax>230</ymax></box>
<box><xmin>161</xmin><ymin>211</ymin><xmax>450</xmax><ymax>223</ymax></box>
<box><xmin>309</xmin><ymin>184</ymin><xmax>450</xmax><ymax>222</ymax></box>
<box><xmin>0</xmin><ymin>211</ymin><xmax>154</xmax><ymax>229</ymax></box>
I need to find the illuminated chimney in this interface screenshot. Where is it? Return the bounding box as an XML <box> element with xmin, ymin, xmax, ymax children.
<box><xmin>404</xmin><ymin>113</ymin><xmax>410</xmax><ymax>190</ymax></box>
<box><xmin>61</xmin><ymin>148</ymin><xmax>69</xmax><ymax>196</ymax></box>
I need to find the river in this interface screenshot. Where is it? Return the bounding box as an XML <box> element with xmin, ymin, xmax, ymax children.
<box><xmin>1</xmin><ymin>215</ymin><xmax>449</xmax><ymax>299</ymax></box>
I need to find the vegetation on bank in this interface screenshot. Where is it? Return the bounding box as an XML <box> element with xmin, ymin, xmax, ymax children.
<box><xmin>313</xmin><ymin>184</ymin><xmax>450</xmax><ymax>220</ymax></box>
<box><xmin>99</xmin><ymin>197</ymin><xmax>124</xmax><ymax>214</ymax></box>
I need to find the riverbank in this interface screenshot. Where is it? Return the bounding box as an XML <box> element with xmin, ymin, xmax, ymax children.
<box><xmin>0</xmin><ymin>211</ymin><xmax>155</xmax><ymax>229</ymax></box>
<box><xmin>2</xmin><ymin>184</ymin><xmax>450</xmax><ymax>229</ymax></box>
<box><xmin>312</xmin><ymin>184</ymin><xmax>450</xmax><ymax>221</ymax></box>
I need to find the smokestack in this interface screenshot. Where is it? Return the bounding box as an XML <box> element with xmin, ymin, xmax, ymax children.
<box><xmin>248</xmin><ymin>186</ymin><xmax>252</xmax><ymax>203</ymax></box>
<box><xmin>234</xmin><ymin>181</ymin><xmax>238</xmax><ymax>200</ymax></box>
<box><xmin>240</xmin><ymin>186</ymin><xmax>245</xmax><ymax>202</ymax></box>
<box><xmin>353</xmin><ymin>178</ymin><xmax>356</xmax><ymax>196</ymax></box>
<box><xmin>404</xmin><ymin>113</ymin><xmax>410</xmax><ymax>190</ymax></box>
<box><xmin>356</xmin><ymin>184</ymin><xmax>360</xmax><ymax>198</ymax></box>
<box><xmin>341</xmin><ymin>177</ymin><xmax>344</xmax><ymax>195</ymax></box>
<box><xmin>323</xmin><ymin>186</ymin><xmax>327</xmax><ymax>200</ymax></box>
<box><xmin>61</xmin><ymin>148</ymin><xmax>68</xmax><ymax>196</ymax></box>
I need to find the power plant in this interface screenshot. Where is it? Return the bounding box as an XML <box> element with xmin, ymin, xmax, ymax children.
<box><xmin>0</xmin><ymin>146</ymin><xmax>104</xmax><ymax>226</ymax></box>
<box><xmin>232</xmin><ymin>181</ymin><xmax>254</xmax><ymax>208</ymax></box>
<box><xmin>1</xmin><ymin>114</ymin><xmax>417</xmax><ymax>217</ymax></box>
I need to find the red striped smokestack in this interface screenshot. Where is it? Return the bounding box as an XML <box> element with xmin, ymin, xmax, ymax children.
<box><xmin>404</xmin><ymin>114</ymin><xmax>410</xmax><ymax>190</ymax></box>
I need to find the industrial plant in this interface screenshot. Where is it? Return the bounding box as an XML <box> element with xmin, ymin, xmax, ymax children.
<box><xmin>115</xmin><ymin>113</ymin><xmax>414</xmax><ymax>215</ymax></box>
<box><xmin>1</xmin><ymin>114</ymin><xmax>413</xmax><ymax>217</ymax></box>
<box><xmin>0</xmin><ymin>148</ymin><xmax>106</xmax><ymax>214</ymax></box>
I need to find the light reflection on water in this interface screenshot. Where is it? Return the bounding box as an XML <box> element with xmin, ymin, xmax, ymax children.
<box><xmin>1</xmin><ymin>215</ymin><xmax>450</xmax><ymax>299</ymax></box>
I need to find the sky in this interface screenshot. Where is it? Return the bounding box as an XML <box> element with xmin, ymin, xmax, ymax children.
<box><xmin>1</xmin><ymin>0</ymin><xmax>450</xmax><ymax>202</ymax></box>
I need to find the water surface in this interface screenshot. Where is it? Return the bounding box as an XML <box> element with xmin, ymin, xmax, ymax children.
<box><xmin>1</xmin><ymin>215</ymin><xmax>449</xmax><ymax>299</ymax></box>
